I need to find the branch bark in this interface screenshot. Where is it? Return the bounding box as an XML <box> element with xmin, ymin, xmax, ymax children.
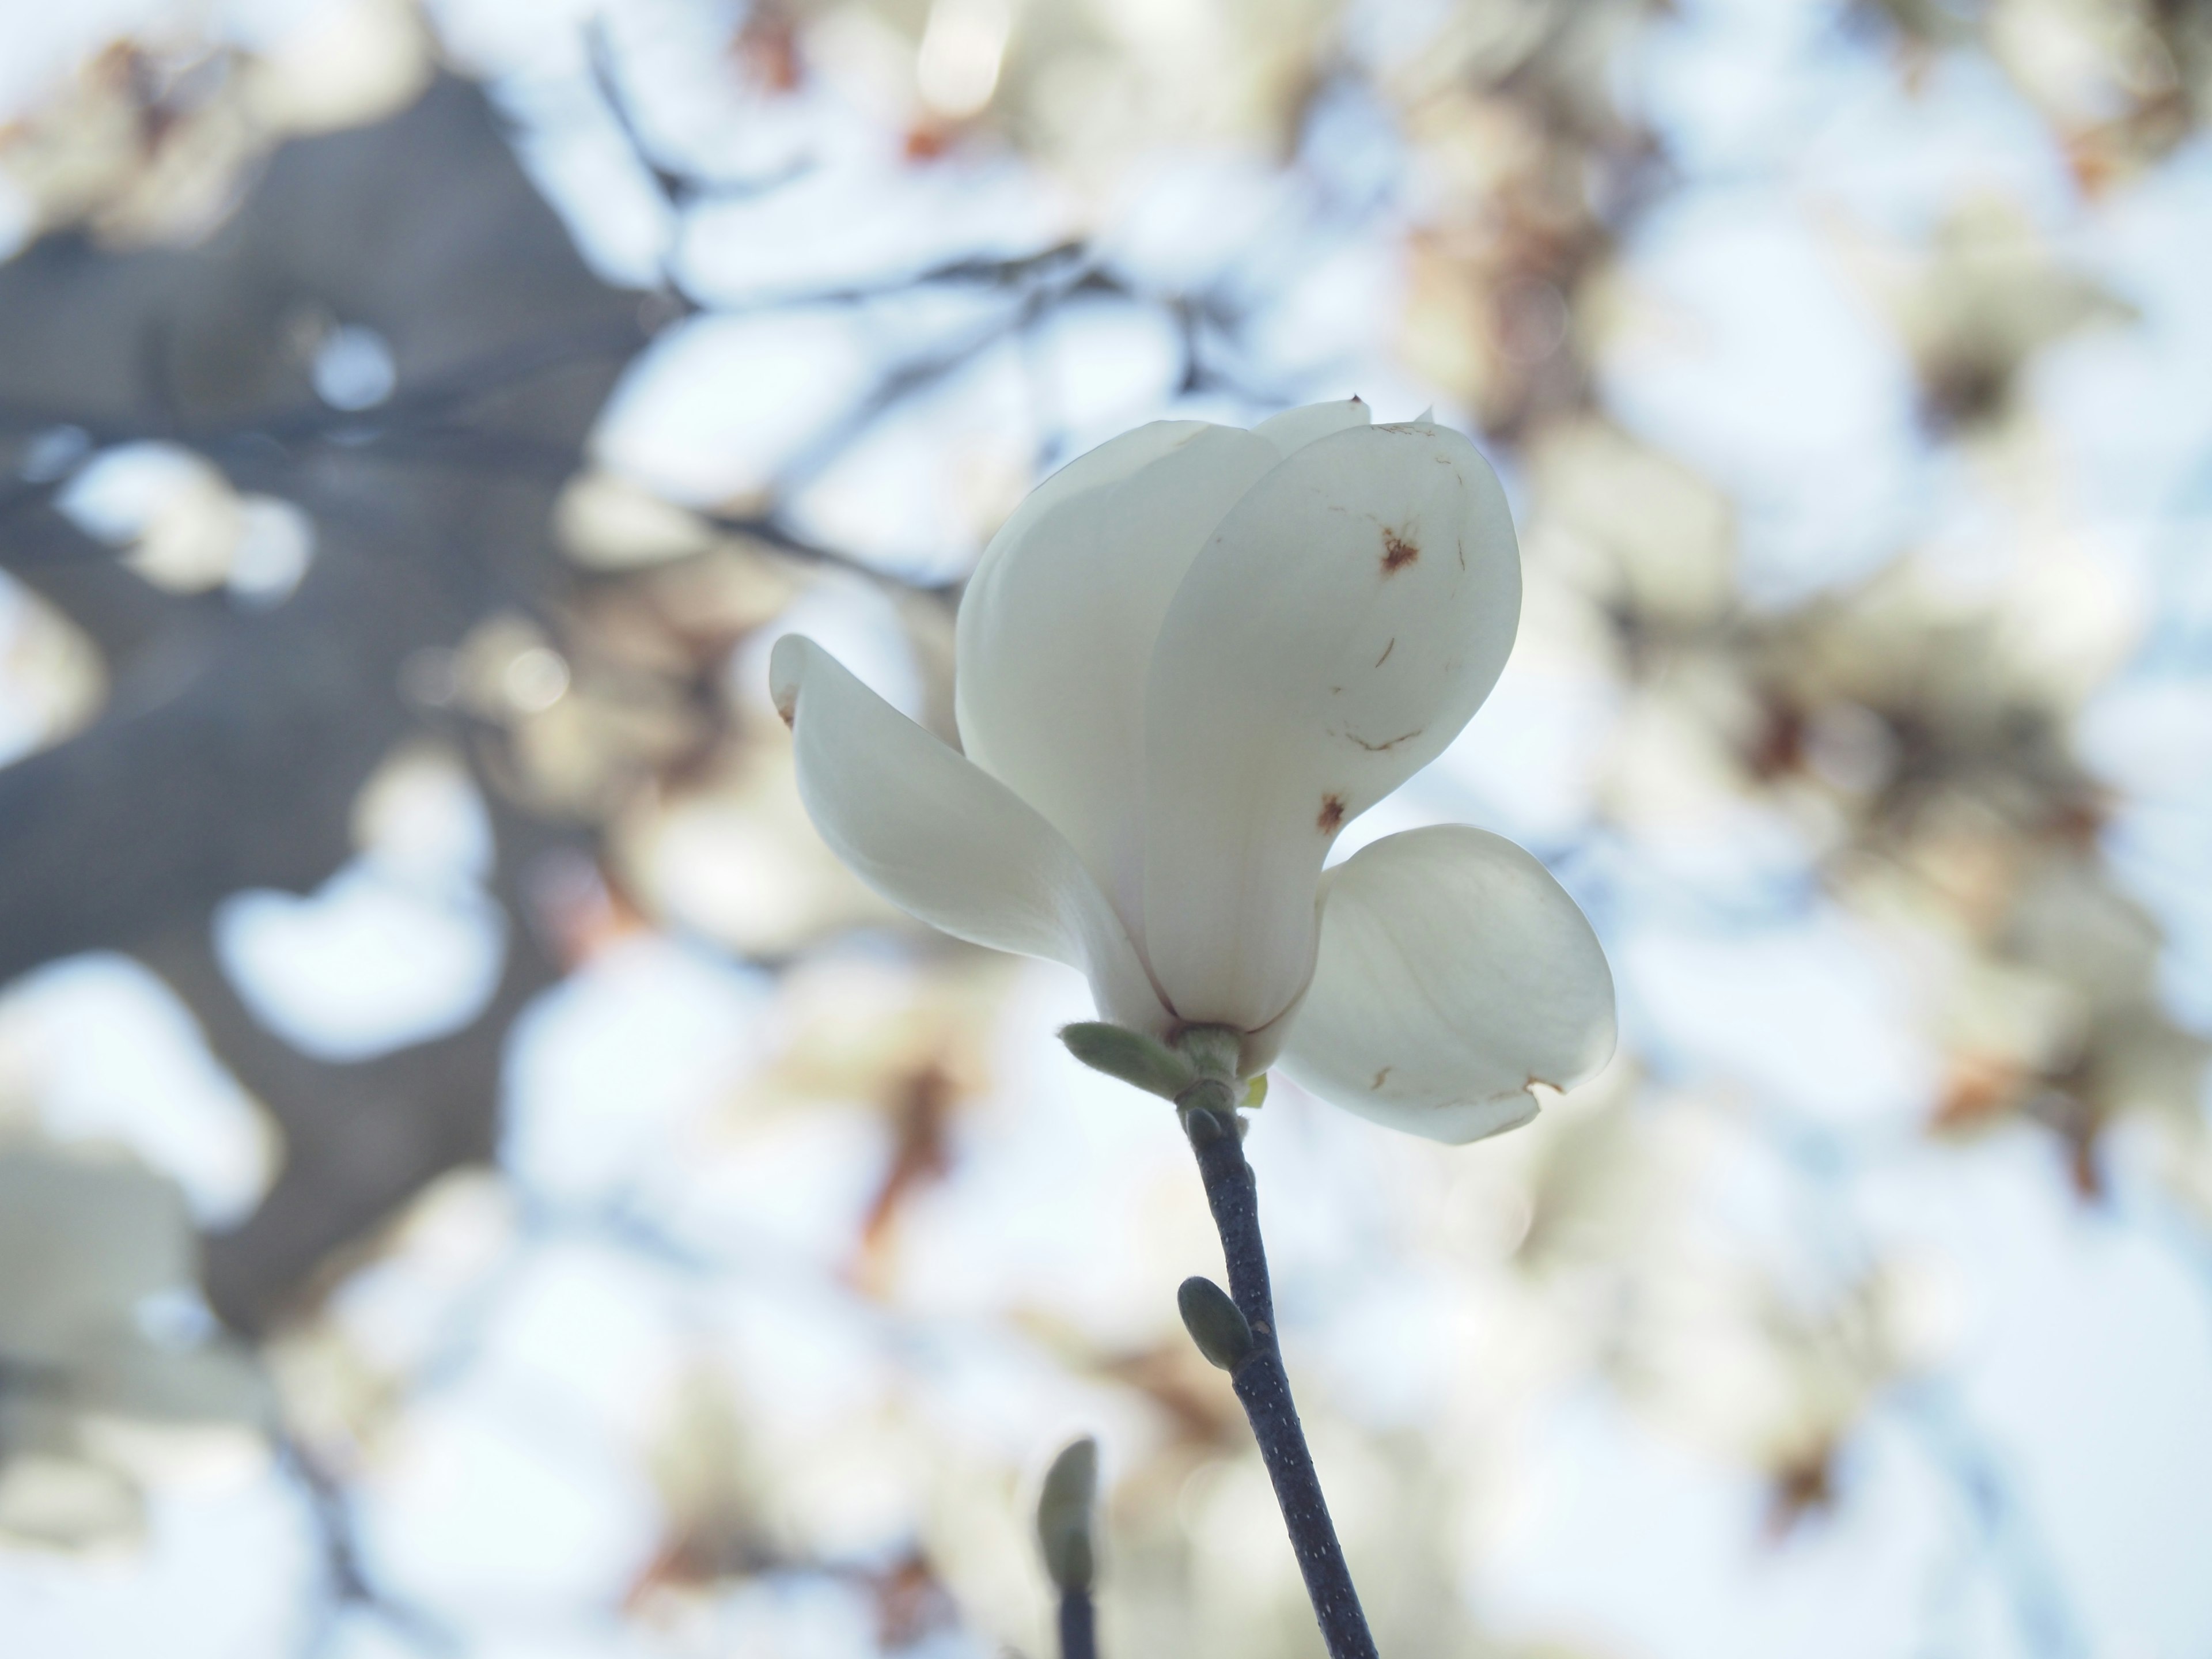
<box><xmin>1184</xmin><ymin>1105</ymin><xmax>1378</xmax><ymax>1659</ymax></box>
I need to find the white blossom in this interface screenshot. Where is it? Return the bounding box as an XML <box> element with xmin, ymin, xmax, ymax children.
<box><xmin>0</xmin><ymin>1143</ymin><xmax>267</xmax><ymax>1547</ymax></box>
<box><xmin>771</xmin><ymin>399</ymin><xmax>1615</xmax><ymax>1142</ymax></box>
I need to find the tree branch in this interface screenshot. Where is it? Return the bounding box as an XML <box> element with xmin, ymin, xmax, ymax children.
<box><xmin>1057</xmin><ymin>1586</ymin><xmax>1097</xmax><ymax>1659</ymax></box>
<box><xmin>1183</xmin><ymin>1103</ymin><xmax>1378</xmax><ymax>1659</ymax></box>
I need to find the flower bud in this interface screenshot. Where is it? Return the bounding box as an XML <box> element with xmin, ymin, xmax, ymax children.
<box><xmin>1036</xmin><ymin>1436</ymin><xmax>1099</xmax><ymax>1592</ymax></box>
<box><xmin>1179</xmin><ymin>1096</ymin><xmax>1236</xmax><ymax>1144</ymax></box>
<box><xmin>1177</xmin><ymin>1275</ymin><xmax>1256</xmax><ymax>1370</ymax></box>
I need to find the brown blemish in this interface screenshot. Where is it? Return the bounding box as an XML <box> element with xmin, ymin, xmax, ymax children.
<box><xmin>1381</xmin><ymin>529</ymin><xmax>1419</xmax><ymax>574</ymax></box>
<box><xmin>1374</xmin><ymin>638</ymin><xmax>1395</xmax><ymax>668</ymax></box>
<box><xmin>1370</xmin><ymin>1066</ymin><xmax>1392</xmax><ymax>1090</ymax></box>
<box><xmin>1347</xmin><ymin>728</ymin><xmax>1423</xmax><ymax>752</ymax></box>
<box><xmin>774</xmin><ymin>690</ymin><xmax>797</xmax><ymax>728</ymax></box>
<box><xmin>1317</xmin><ymin>794</ymin><xmax>1346</xmax><ymax>834</ymax></box>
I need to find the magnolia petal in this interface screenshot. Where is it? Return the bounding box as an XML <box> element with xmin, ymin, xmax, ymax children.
<box><xmin>955</xmin><ymin>421</ymin><xmax>1279</xmax><ymax>924</ymax></box>
<box><xmin>771</xmin><ymin>634</ymin><xmax>1166</xmax><ymax>1032</ymax></box>
<box><xmin>1279</xmin><ymin>825</ymin><xmax>1615</xmax><ymax>1143</ymax></box>
<box><xmin>1142</xmin><ymin>422</ymin><xmax>1522</xmax><ymax>1029</ymax></box>
<box><xmin>1252</xmin><ymin>396</ymin><xmax>1372</xmax><ymax>457</ymax></box>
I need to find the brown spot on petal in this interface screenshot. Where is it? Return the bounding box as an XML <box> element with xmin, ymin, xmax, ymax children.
<box><xmin>1371</xmin><ymin>1066</ymin><xmax>1392</xmax><ymax>1090</ymax></box>
<box><xmin>1374</xmin><ymin>638</ymin><xmax>1395</xmax><ymax>668</ymax></box>
<box><xmin>1317</xmin><ymin>794</ymin><xmax>1346</xmax><ymax>834</ymax></box>
<box><xmin>1347</xmin><ymin>727</ymin><xmax>1422</xmax><ymax>752</ymax></box>
<box><xmin>774</xmin><ymin>689</ymin><xmax>797</xmax><ymax>728</ymax></box>
<box><xmin>1381</xmin><ymin>530</ymin><xmax>1419</xmax><ymax>574</ymax></box>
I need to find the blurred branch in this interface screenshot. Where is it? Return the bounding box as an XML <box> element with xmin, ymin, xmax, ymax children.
<box><xmin>0</xmin><ymin>77</ymin><xmax>646</xmax><ymax>1339</ymax></box>
<box><xmin>0</xmin><ymin>313</ymin><xmax>646</xmax><ymax>532</ymax></box>
<box><xmin>281</xmin><ymin>1436</ymin><xmax>460</xmax><ymax>1659</ymax></box>
<box><xmin>1897</xmin><ymin>1382</ymin><xmax>2090</xmax><ymax>1659</ymax></box>
<box><xmin>583</xmin><ymin>15</ymin><xmax>814</xmax><ymax>215</ymax></box>
<box><xmin>136</xmin><ymin>895</ymin><xmax>560</xmax><ymax>1334</ymax></box>
<box><xmin>1747</xmin><ymin>1102</ymin><xmax>2094</xmax><ymax>1659</ymax></box>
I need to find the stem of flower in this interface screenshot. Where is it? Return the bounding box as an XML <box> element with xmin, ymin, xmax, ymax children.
<box><xmin>1057</xmin><ymin>1587</ymin><xmax>1097</xmax><ymax>1659</ymax></box>
<box><xmin>1183</xmin><ymin>1101</ymin><xmax>1380</xmax><ymax>1659</ymax></box>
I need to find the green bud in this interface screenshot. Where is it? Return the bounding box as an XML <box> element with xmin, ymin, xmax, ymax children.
<box><xmin>1036</xmin><ymin>1436</ymin><xmax>1099</xmax><ymax>1592</ymax></box>
<box><xmin>1176</xmin><ymin>1024</ymin><xmax>1243</xmax><ymax>1081</ymax></box>
<box><xmin>1059</xmin><ymin>1023</ymin><xmax>1197</xmax><ymax>1099</ymax></box>
<box><xmin>1177</xmin><ymin>1276</ymin><xmax>1256</xmax><ymax>1371</ymax></box>
<box><xmin>1180</xmin><ymin>1097</ymin><xmax>1235</xmax><ymax>1145</ymax></box>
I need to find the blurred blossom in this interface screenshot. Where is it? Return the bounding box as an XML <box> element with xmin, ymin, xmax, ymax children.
<box><xmin>213</xmin><ymin>865</ymin><xmax>507</xmax><ymax>1063</ymax></box>
<box><xmin>56</xmin><ymin>443</ymin><xmax>315</xmax><ymax>604</ymax></box>
<box><xmin>0</xmin><ymin>958</ymin><xmax>278</xmax><ymax>1226</ymax></box>
<box><xmin>0</xmin><ymin>576</ymin><xmax>105</xmax><ymax>766</ymax></box>
<box><xmin>915</xmin><ymin>0</ymin><xmax>1012</xmax><ymax>120</ymax></box>
<box><xmin>214</xmin><ymin>744</ymin><xmax>506</xmax><ymax>1062</ymax></box>
<box><xmin>0</xmin><ymin>2</ymin><xmax>430</xmax><ymax>246</ymax></box>
<box><xmin>0</xmin><ymin>1143</ymin><xmax>267</xmax><ymax>1550</ymax></box>
<box><xmin>552</xmin><ymin>470</ymin><xmax>729</xmax><ymax>571</ymax></box>
<box><xmin>1863</xmin><ymin>192</ymin><xmax>2134</xmax><ymax>434</ymax></box>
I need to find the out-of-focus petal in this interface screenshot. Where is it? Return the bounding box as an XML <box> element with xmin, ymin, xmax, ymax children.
<box><xmin>1278</xmin><ymin>825</ymin><xmax>1615</xmax><ymax>1143</ymax></box>
<box><xmin>955</xmin><ymin>421</ymin><xmax>1277</xmax><ymax>925</ymax></box>
<box><xmin>0</xmin><ymin>1149</ymin><xmax>192</xmax><ymax>1364</ymax></box>
<box><xmin>1140</xmin><ymin>421</ymin><xmax>1522</xmax><ymax>1029</ymax></box>
<box><xmin>77</xmin><ymin>1331</ymin><xmax>271</xmax><ymax>1424</ymax></box>
<box><xmin>1251</xmin><ymin>396</ymin><xmax>1372</xmax><ymax>457</ymax></box>
<box><xmin>771</xmin><ymin>635</ymin><xmax>1167</xmax><ymax>1032</ymax></box>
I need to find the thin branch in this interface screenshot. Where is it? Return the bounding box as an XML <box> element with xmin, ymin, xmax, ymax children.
<box><xmin>1057</xmin><ymin>1587</ymin><xmax>1097</xmax><ymax>1659</ymax></box>
<box><xmin>1895</xmin><ymin>1381</ymin><xmax>2089</xmax><ymax>1659</ymax></box>
<box><xmin>583</xmin><ymin>15</ymin><xmax>813</xmax><ymax>213</ymax></box>
<box><xmin>278</xmin><ymin>1435</ymin><xmax>460</xmax><ymax>1658</ymax></box>
<box><xmin>1745</xmin><ymin>1100</ymin><xmax>2093</xmax><ymax>1659</ymax></box>
<box><xmin>1183</xmin><ymin>1104</ymin><xmax>1378</xmax><ymax>1659</ymax></box>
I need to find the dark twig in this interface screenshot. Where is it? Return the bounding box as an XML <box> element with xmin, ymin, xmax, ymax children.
<box><xmin>1181</xmin><ymin>1100</ymin><xmax>1378</xmax><ymax>1659</ymax></box>
<box><xmin>276</xmin><ymin>1435</ymin><xmax>459</xmax><ymax>1658</ymax></box>
<box><xmin>1056</xmin><ymin>1587</ymin><xmax>1097</xmax><ymax>1659</ymax></box>
<box><xmin>584</xmin><ymin>16</ymin><xmax>813</xmax><ymax>213</ymax></box>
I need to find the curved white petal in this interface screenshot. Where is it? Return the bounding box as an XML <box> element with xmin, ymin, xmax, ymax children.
<box><xmin>772</xmin><ymin>634</ymin><xmax>1167</xmax><ymax>1032</ymax></box>
<box><xmin>1141</xmin><ymin>422</ymin><xmax>1522</xmax><ymax>1029</ymax></box>
<box><xmin>1251</xmin><ymin>396</ymin><xmax>1372</xmax><ymax>457</ymax></box>
<box><xmin>1278</xmin><ymin>825</ymin><xmax>1615</xmax><ymax>1143</ymax></box>
<box><xmin>955</xmin><ymin>420</ymin><xmax>1278</xmax><ymax>926</ymax></box>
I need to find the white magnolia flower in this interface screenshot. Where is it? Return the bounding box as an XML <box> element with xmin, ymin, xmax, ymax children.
<box><xmin>771</xmin><ymin>399</ymin><xmax>1615</xmax><ymax>1142</ymax></box>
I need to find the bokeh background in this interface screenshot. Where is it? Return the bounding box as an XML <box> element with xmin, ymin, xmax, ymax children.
<box><xmin>2</xmin><ymin>0</ymin><xmax>2210</xmax><ymax>1654</ymax></box>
